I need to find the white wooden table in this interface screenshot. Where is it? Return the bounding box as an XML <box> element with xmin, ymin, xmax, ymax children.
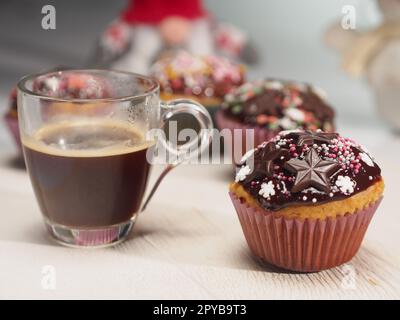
<box><xmin>0</xmin><ymin>122</ymin><xmax>399</xmax><ymax>300</ymax></box>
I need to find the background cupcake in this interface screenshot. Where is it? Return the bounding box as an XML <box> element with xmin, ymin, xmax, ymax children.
<box><xmin>25</xmin><ymin>70</ymin><xmax>115</xmax><ymax>125</ymax></box>
<box><xmin>33</xmin><ymin>71</ymin><xmax>111</xmax><ymax>117</ymax></box>
<box><xmin>229</xmin><ymin>130</ymin><xmax>384</xmax><ymax>272</ymax></box>
<box><xmin>4</xmin><ymin>87</ymin><xmax>20</xmax><ymax>152</ymax></box>
<box><xmin>150</xmin><ymin>50</ymin><xmax>245</xmax><ymax>121</ymax></box>
<box><xmin>4</xmin><ymin>70</ymin><xmax>112</xmax><ymax>154</ymax></box>
<box><xmin>216</xmin><ymin>79</ymin><xmax>335</xmax><ymax>163</ymax></box>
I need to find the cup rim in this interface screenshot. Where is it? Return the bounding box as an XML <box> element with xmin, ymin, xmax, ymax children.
<box><xmin>17</xmin><ymin>69</ymin><xmax>160</xmax><ymax>103</ymax></box>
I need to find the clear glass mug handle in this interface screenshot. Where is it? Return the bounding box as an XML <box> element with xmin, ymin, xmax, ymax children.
<box><xmin>141</xmin><ymin>99</ymin><xmax>213</xmax><ymax>211</ymax></box>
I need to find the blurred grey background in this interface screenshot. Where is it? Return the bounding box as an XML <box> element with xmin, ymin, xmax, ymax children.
<box><xmin>0</xmin><ymin>0</ymin><xmax>387</xmax><ymax>153</ymax></box>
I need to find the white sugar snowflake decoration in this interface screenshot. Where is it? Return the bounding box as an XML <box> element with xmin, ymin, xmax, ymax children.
<box><xmin>235</xmin><ymin>165</ymin><xmax>251</xmax><ymax>182</ymax></box>
<box><xmin>259</xmin><ymin>181</ymin><xmax>276</xmax><ymax>199</ymax></box>
<box><xmin>286</xmin><ymin>108</ymin><xmax>305</xmax><ymax>122</ymax></box>
<box><xmin>335</xmin><ymin>175</ymin><xmax>355</xmax><ymax>195</ymax></box>
<box><xmin>279</xmin><ymin>117</ymin><xmax>297</xmax><ymax>130</ymax></box>
<box><xmin>265</xmin><ymin>80</ymin><xmax>284</xmax><ymax>90</ymax></box>
<box><xmin>359</xmin><ymin>152</ymin><xmax>374</xmax><ymax>167</ymax></box>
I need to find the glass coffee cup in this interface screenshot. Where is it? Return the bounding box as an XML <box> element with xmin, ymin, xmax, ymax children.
<box><xmin>18</xmin><ymin>69</ymin><xmax>213</xmax><ymax>247</ymax></box>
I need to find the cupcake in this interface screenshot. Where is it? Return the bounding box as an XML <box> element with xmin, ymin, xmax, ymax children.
<box><xmin>29</xmin><ymin>71</ymin><xmax>114</xmax><ymax>121</ymax></box>
<box><xmin>150</xmin><ymin>50</ymin><xmax>245</xmax><ymax>120</ymax></box>
<box><xmin>33</xmin><ymin>71</ymin><xmax>111</xmax><ymax>117</ymax></box>
<box><xmin>4</xmin><ymin>70</ymin><xmax>111</xmax><ymax>154</ymax></box>
<box><xmin>229</xmin><ymin>130</ymin><xmax>384</xmax><ymax>272</ymax></box>
<box><xmin>216</xmin><ymin>79</ymin><xmax>335</xmax><ymax>163</ymax></box>
<box><xmin>33</xmin><ymin>71</ymin><xmax>109</xmax><ymax>100</ymax></box>
<box><xmin>4</xmin><ymin>87</ymin><xmax>21</xmax><ymax>151</ymax></box>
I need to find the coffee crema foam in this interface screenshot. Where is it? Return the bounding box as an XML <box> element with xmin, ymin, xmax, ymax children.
<box><xmin>22</xmin><ymin>120</ymin><xmax>155</xmax><ymax>158</ymax></box>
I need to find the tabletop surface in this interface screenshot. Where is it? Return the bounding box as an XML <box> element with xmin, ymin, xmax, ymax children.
<box><xmin>0</xmin><ymin>119</ymin><xmax>399</xmax><ymax>299</ymax></box>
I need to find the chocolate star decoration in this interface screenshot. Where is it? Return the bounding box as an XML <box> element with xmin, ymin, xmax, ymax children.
<box><xmin>284</xmin><ymin>148</ymin><xmax>341</xmax><ymax>193</ymax></box>
<box><xmin>245</xmin><ymin>142</ymin><xmax>290</xmax><ymax>181</ymax></box>
<box><xmin>287</xmin><ymin>131</ymin><xmax>338</xmax><ymax>146</ymax></box>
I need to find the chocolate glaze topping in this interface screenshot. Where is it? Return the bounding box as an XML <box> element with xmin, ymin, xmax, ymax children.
<box><xmin>235</xmin><ymin>130</ymin><xmax>382</xmax><ymax>211</ymax></box>
<box><xmin>222</xmin><ymin>79</ymin><xmax>335</xmax><ymax>132</ymax></box>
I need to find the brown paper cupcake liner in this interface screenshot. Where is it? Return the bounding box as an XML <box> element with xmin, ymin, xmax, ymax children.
<box><xmin>215</xmin><ymin>111</ymin><xmax>277</xmax><ymax>163</ymax></box>
<box><xmin>230</xmin><ymin>192</ymin><xmax>382</xmax><ymax>272</ymax></box>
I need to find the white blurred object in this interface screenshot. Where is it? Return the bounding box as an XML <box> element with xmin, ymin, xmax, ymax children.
<box><xmin>325</xmin><ymin>0</ymin><xmax>400</xmax><ymax>132</ymax></box>
<box><xmin>356</xmin><ymin>0</ymin><xmax>384</xmax><ymax>29</ymax></box>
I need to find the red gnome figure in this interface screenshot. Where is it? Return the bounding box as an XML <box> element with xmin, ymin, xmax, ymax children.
<box><xmin>116</xmin><ymin>0</ymin><xmax>211</xmax><ymax>73</ymax></box>
<box><xmin>93</xmin><ymin>0</ymin><xmax>258</xmax><ymax>73</ymax></box>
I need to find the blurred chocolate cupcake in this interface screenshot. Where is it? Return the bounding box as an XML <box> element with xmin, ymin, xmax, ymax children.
<box><xmin>4</xmin><ymin>87</ymin><xmax>20</xmax><ymax>152</ymax></box>
<box><xmin>150</xmin><ymin>50</ymin><xmax>245</xmax><ymax>120</ymax></box>
<box><xmin>229</xmin><ymin>130</ymin><xmax>384</xmax><ymax>272</ymax></box>
<box><xmin>4</xmin><ymin>70</ymin><xmax>113</xmax><ymax>154</ymax></box>
<box><xmin>216</xmin><ymin>79</ymin><xmax>335</xmax><ymax>162</ymax></box>
<box><xmin>32</xmin><ymin>71</ymin><xmax>111</xmax><ymax>118</ymax></box>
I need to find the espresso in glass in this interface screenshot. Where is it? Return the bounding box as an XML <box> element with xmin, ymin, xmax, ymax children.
<box><xmin>18</xmin><ymin>69</ymin><xmax>213</xmax><ymax>247</ymax></box>
<box><xmin>23</xmin><ymin>121</ymin><xmax>153</xmax><ymax>228</ymax></box>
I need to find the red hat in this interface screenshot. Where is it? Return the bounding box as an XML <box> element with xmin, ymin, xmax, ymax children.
<box><xmin>121</xmin><ymin>0</ymin><xmax>207</xmax><ymax>25</ymax></box>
